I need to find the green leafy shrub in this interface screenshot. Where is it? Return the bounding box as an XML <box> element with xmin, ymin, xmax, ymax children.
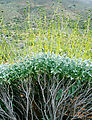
<box><xmin>0</xmin><ymin>54</ymin><xmax>92</xmax><ymax>85</ymax></box>
<box><xmin>0</xmin><ymin>54</ymin><xmax>92</xmax><ymax>120</ymax></box>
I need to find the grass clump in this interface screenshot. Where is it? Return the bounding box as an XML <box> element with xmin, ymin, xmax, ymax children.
<box><xmin>0</xmin><ymin>1</ymin><xmax>92</xmax><ymax>64</ymax></box>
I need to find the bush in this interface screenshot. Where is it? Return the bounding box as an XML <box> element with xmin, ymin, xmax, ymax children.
<box><xmin>0</xmin><ymin>54</ymin><xmax>92</xmax><ymax>85</ymax></box>
<box><xmin>0</xmin><ymin>54</ymin><xmax>92</xmax><ymax>120</ymax></box>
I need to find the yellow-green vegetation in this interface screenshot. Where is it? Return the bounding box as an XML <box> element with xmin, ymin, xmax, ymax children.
<box><xmin>0</xmin><ymin>2</ymin><xmax>92</xmax><ymax>64</ymax></box>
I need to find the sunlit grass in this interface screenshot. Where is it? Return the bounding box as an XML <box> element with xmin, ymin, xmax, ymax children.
<box><xmin>0</xmin><ymin>2</ymin><xmax>92</xmax><ymax>64</ymax></box>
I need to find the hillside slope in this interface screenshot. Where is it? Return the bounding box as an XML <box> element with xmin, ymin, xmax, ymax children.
<box><xmin>0</xmin><ymin>0</ymin><xmax>92</xmax><ymax>26</ymax></box>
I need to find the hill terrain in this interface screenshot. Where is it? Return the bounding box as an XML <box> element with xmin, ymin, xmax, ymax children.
<box><xmin>0</xmin><ymin>0</ymin><xmax>92</xmax><ymax>23</ymax></box>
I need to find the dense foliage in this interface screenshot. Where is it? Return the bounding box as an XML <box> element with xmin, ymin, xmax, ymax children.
<box><xmin>0</xmin><ymin>54</ymin><xmax>92</xmax><ymax>120</ymax></box>
<box><xmin>0</xmin><ymin>54</ymin><xmax>92</xmax><ymax>86</ymax></box>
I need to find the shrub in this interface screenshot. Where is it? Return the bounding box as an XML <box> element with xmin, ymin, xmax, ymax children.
<box><xmin>0</xmin><ymin>54</ymin><xmax>92</xmax><ymax>85</ymax></box>
<box><xmin>0</xmin><ymin>54</ymin><xmax>92</xmax><ymax>120</ymax></box>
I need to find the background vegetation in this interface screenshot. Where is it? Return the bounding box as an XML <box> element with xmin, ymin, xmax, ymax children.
<box><xmin>0</xmin><ymin>0</ymin><xmax>92</xmax><ymax>63</ymax></box>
